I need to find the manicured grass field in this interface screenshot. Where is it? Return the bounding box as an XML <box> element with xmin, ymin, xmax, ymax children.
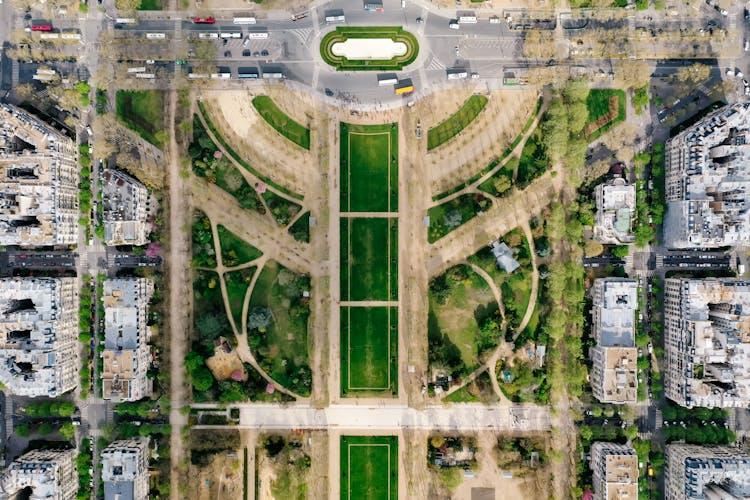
<box><xmin>218</xmin><ymin>225</ymin><xmax>263</xmax><ymax>266</ymax></box>
<box><xmin>427</xmin><ymin>95</ymin><xmax>488</xmax><ymax>151</ymax></box>
<box><xmin>138</xmin><ymin>0</ymin><xmax>161</xmax><ymax>9</ymax></box>
<box><xmin>340</xmin><ymin>123</ymin><xmax>398</xmax><ymax>213</ymax></box>
<box><xmin>340</xmin><ymin>436</ymin><xmax>398</xmax><ymax>500</ymax></box>
<box><xmin>586</xmin><ymin>89</ymin><xmax>626</xmax><ymax>140</ymax></box>
<box><xmin>251</xmin><ymin>96</ymin><xmax>311</xmax><ymax>150</ymax></box>
<box><xmin>340</xmin><ymin>307</ymin><xmax>397</xmax><ymax>394</ymax></box>
<box><xmin>340</xmin><ymin>218</ymin><xmax>398</xmax><ymax>302</ymax></box>
<box><xmin>115</xmin><ymin>90</ymin><xmax>165</xmax><ymax>147</ymax></box>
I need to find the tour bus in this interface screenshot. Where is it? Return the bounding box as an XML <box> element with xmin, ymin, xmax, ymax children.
<box><xmin>198</xmin><ymin>33</ymin><xmax>219</xmax><ymax>39</ymax></box>
<box><xmin>115</xmin><ymin>18</ymin><xmax>137</xmax><ymax>24</ymax></box>
<box><xmin>135</xmin><ymin>73</ymin><xmax>156</xmax><ymax>79</ymax></box>
<box><xmin>247</xmin><ymin>30</ymin><xmax>269</xmax><ymax>39</ymax></box>
<box><xmin>262</xmin><ymin>71</ymin><xmax>284</xmax><ymax>80</ymax></box>
<box><xmin>457</xmin><ymin>13</ymin><xmax>478</xmax><ymax>23</ymax></box>
<box><xmin>31</xmin><ymin>23</ymin><xmax>53</xmax><ymax>32</ymax></box>
<box><xmin>39</xmin><ymin>33</ymin><xmax>60</xmax><ymax>39</ymax></box>
<box><xmin>233</xmin><ymin>14</ymin><xmax>256</xmax><ymax>25</ymax></box>
<box><xmin>61</xmin><ymin>31</ymin><xmax>81</xmax><ymax>40</ymax></box>
<box><xmin>447</xmin><ymin>69</ymin><xmax>468</xmax><ymax>80</ymax></box>
<box><xmin>192</xmin><ymin>17</ymin><xmax>215</xmax><ymax>24</ymax></box>
<box><xmin>377</xmin><ymin>73</ymin><xmax>398</xmax><ymax>86</ymax></box>
<box><xmin>238</xmin><ymin>67</ymin><xmax>260</xmax><ymax>79</ymax></box>
<box><xmin>127</xmin><ymin>67</ymin><xmax>147</xmax><ymax>73</ymax></box>
<box><xmin>146</xmin><ymin>33</ymin><xmax>166</xmax><ymax>39</ymax></box>
<box><xmin>291</xmin><ymin>11</ymin><xmax>309</xmax><ymax>21</ymax></box>
<box><xmin>220</xmin><ymin>32</ymin><xmax>242</xmax><ymax>38</ymax></box>
<box><xmin>394</xmin><ymin>79</ymin><xmax>414</xmax><ymax>95</ymax></box>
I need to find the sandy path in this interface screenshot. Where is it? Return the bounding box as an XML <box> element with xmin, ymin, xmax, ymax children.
<box><xmin>515</xmin><ymin>220</ymin><xmax>540</xmax><ymax>335</ymax></box>
<box><xmin>203</xmin><ymin>89</ymin><xmax>314</xmax><ymax>196</ymax></box>
<box><xmin>167</xmin><ymin>89</ymin><xmax>190</xmax><ymax>500</ymax></box>
<box><xmin>425</xmin><ymin>90</ymin><xmax>539</xmax><ymax>196</ymax></box>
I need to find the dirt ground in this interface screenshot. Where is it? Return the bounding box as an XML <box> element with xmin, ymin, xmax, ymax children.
<box><xmin>189</xmin><ymin>452</ymin><xmax>244</xmax><ymax>500</ymax></box>
<box><xmin>198</xmin><ymin>0</ymin><xmax>310</xmax><ymax>12</ymax></box>
<box><xmin>206</xmin><ymin>348</ymin><xmax>247</xmax><ymax>381</ymax></box>
<box><xmin>200</xmin><ymin>88</ymin><xmax>317</xmax><ymax>196</ymax></box>
<box><xmin>421</xmin><ymin>89</ymin><xmax>540</xmax><ymax>197</ymax></box>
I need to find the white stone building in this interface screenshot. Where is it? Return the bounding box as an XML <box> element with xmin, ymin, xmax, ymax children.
<box><xmin>665</xmin><ymin>444</ymin><xmax>750</xmax><ymax>500</ymax></box>
<box><xmin>101</xmin><ymin>438</ymin><xmax>150</xmax><ymax>500</ymax></box>
<box><xmin>590</xmin><ymin>442</ymin><xmax>638</xmax><ymax>500</ymax></box>
<box><xmin>593</xmin><ymin>177</ymin><xmax>636</xmax><ymax>244</ymax></box>
<box><xmin>0</xmin><ymin>448</ymin><xmax>77</xmax><ymax>499</ymax></box>
<box><xmin>101</xmin><ymin>169</ymin><xmax>151</xmax><ymax>246</ymax></box>
<box><xmin>0</xmin><ymin>278</ymin><xmax>78</xmax><ymax>397</ymax></box>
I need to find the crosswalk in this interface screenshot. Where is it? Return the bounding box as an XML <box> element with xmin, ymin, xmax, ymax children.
<box><xmin>289</xmin><ymin>28</ymin><xmax>313</xmax><ymax>46</ymax></box>
<box><xmin>425</xmin><ymin>57</ymin><xmax>446</xmax><ymax>71</ymax></box>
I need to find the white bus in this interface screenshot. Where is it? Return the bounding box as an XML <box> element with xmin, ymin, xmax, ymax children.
<box><xmin>447</xmin><ymin>70</ymin><xmax>468</xmax><ymax>79</ymax></box>
<box><xmin>210</xmin><ymin>72</ymin><xmax>231</xmax><ymax>79</ymax></box>
<box><xmin>61</xmin><ymin>32</ymin><xmax>81</xmax><ymax>40</ymax></box>
<box><xmin>145</xmin><ymin>33</ymin><xmax>166</xmax><ymax>39</ymax></box>
<box><xmin>377</xmin><ymin>73</ymin><xmax>398</xmax><ymax>86</ymax></box>
<box><xmin>188</xmin><ymin>72</ymin><xmax>209</xmax><ymax>79</ymax></box>
<box><xmin>135</xmin><ymin>73</ymin><xmax>156</xmax><ymax>79</ymax></box>
<box><xmin>115</xmin><ymin>18</ymin><xmax>137</xmax><ymax>24</ymax></box>
<box><xmin>233</xmin><ymin>15</ymin><xmax>256</xmax><ymax>25</ymax></box>
<box><xmin>198</xmin><ymin>32</ymin><xmax>219</xmax><ymax>39</ymax></box>
<box><xmin>458</xmin><ymin>15</ymin><xmax>478</xmax><ymax>24</ymax></box>
<box><xmin>220</xmin><ymin>32</ymin><xmax>242</xmax><ymax>38</ymax></box>
<box><xmin>247</xmin><ymin>31</ymin><xmax>269</xmax><ymax>39</ymax></box>
<box><xmin>39</xmin><ymin>33</ymin><xmax>60</xmax><ymax>39</ymax></box>
<box><xmin>127</xmin><ymin>67</ymin><xmax>146</xmax><ymax>73</ymax></box>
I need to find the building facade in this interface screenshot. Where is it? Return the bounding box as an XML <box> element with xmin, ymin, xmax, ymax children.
<box><xmin>593</xmin><ymin>177</ymin><xmax>636</xmax><ymax>244</ymax></box>
<box><xmin>0</xmin><ymin>104</ymin><xmax>78</xmax><ymax>246</ymax></box>
<box><xmin>663</xmin><ymin>102</ymin><xmax>750</xmax><ymax>248</ymax></box>
<box><xmin>101</xmin><ymin>438</ymin><xmax>150</xmax><ymax>500</ymax></box>
<box><xmin>590</xmin><ymin>442</ymin><xmax>638</xmax><ymax>500</ymax></box>
<box><xmin>101</xmin><ymin>169</ymin><xmax>151</xmax><ymax>246</ymax></box>
<box><xmin>664</xmin><ymin>278</ymin><xmax>750</xmax><ymax>408</ymax></box>
<box><xmin>665</xmin><ymin>444</ymin><xmax>750</xmax><ymax>500</ymax></box>
<box><xmin>102</xmin><ymin>278</ymin><xmax>154</xmax><ymax>401</ymax></box>
<box><xmin>590</xmin><ymin>278</ymin><xmax>639</xmax><ymax>404</ymax></box>
<box><xmin>0</xmin><ymin>278</ymin><xmax>79</xmax><ymax>397</ymax></box>
<box><xmin>0</xmin><ymin>448</ymin><xmax>77</xmax><ymax>499</ymax></box>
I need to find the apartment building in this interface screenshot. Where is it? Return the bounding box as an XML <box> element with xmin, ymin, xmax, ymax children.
<box><xmin>0</xmin><ymin>448</ymin><xmax>77</xmax><ymax>499</ymax></box>
<box><xmin>0</xmin><ymin>104</ymin><xmax>78</xmax><ymax>246</ymax></box>
<box><xmin>102</xmin><ymin>169</ymin><xmax>151</xmax><ymax>246</ymax></box>
<box><xmin>101</xmin><ymin>438</ymin><xmax>150</xmax><ymax>500</ymax></box>
<box><xmin>593</xmin><ymin>177</ymin><xmax>636</xmax><ymax>244</ymax></box>
<box><xmin>665</xmin><ymin>444</ymin><xmax>750</xmax><ymax>500</ymax></box>
<box><xmin>0</xmin><ymin>278</ymin><xmax>78</xmax><ymax>397</ymax></box>
<box><xmin>590</xmin><ymin>442</ymin><xmax>638</xmax><ymax>500</ymax></box>
<box><xmin>664</xmin><ymin>278</ymin><xmax>750</xmax><ymax>408</ymax></box>
<box><xmin>663</xmin><ymin>102</ymin><xmax>750</xmax><ymax>248</ymax></box>
<box><xmin>102</xmin><ymin>278</ymin><xmax>154</xmax><ymax>401</ymax></box>
<box><xmin>590</xmin><ymin>278</ymin><xmax>639</xmax><ymax>404</ymax></box>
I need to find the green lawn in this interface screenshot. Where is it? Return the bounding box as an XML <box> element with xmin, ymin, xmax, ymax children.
<box><xmin>585</xmin><ymin>89</ymin><xmax>626</xmax><ymax>140</ymax></box>
<box><xmin>217</xmin><ymin>225</ymin><xmax>262</xmax><ymax>266</ymax></box>
<box><xmin>115</xmin><ymin>90</ymin><xmax>165</xmax><ymax>147</ymax></box>
<box><xmin>427</xmin><ymin>95</ymin><xmax>488</xmax><ymax>151</ymax></box>
<box><xmin>427</xmin><ymin>194</ymin><xmax>491</xmax><ymax>243</ymax></box>
<box><xmin>224</xmin><ymin>268</ymin><xmax>256</xmax><ymax>331</ymax></box>
<box><xmin>321</xmin><ymin>26</ymin><xmax>419</xmax><ymax>71</ymax></box>
<box><xmin>340</xmin><ymin>436</ymin><xmax>398</xmax><ymax>500</ymax></box>
<box><xmin>340</xmin><ymin>218</ymin><xmax>397</xmax><ymax>302</ymax></box>
<box><xmin>138</xmin><ymin>0</ymin><xmax>162</xmax><ymax>9</ymax></box>
<box><xmin>341</xmin><ymin>307</ymin><xmax>397</xmax><ymax>395</ymax></box>
<box><xmin>515</xmin><ymin>128</ymin><xmax>548</xmax><ymax>188</ymax></box>
<box><xmin>252</xmin><ymin>96</ymin><xmax>310</xmax><ymax>150</ymax></box>
<box><xmin>340</xmin><ymin>123</ymin><xmax>398</xmax><ymax>213</ymax></box>
<box><xmin>248</xmin><ymin>261</ymin><xmax>311</xmax><ymax>396</ymax></box>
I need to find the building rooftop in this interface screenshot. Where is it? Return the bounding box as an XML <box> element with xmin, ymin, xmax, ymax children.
<box><xmin>664</xmin><ymin>102</ymin><xmax>750</xmax><ymax>248</ymax></box>
<box><xmin>490</xmin><ymin>241</ymin><xmax>520</xmax><ymax>273</ymax></box>
<box><xmin>666</xmin><ymin>444</ymin><xmax>750</xmax><ymax>500</ymax></box>
<box><xmin>0</xmin><ymin>448</ymin><xmax>76</xmax><ymax>500</ymax></box>
<box><xmin>665</xmin><ymin>278</ymin><xmax>750</xmax><ymax>408</ymax></box>
<box><xmin>594</xmin><ymin>279</ymin><xmax>637</xmax><ymax>347</ymax></box>
<box><xmin>0</xmin><ymin>104</ymin><xmax>78</xmax><ymax>246</ymax></box>
<box><xmin>591</xmin><ymin>443</ymin><xmax>639</xmax><ymax>500</ymax></box>
<box><xmin>101</xmin><ymin>169</ymin><xmax>150</xmax><ymax>246</ymax></box>
<box><xmin>594</xmin><ymin>177</ymin><xmax>636</xmax><ymax>244</ymax></box>
<box><xmin>102</xmin><ymin>439</ymin><xmax>149</xmax><ymax>500</ymax></box>
<box><xmin>0</xmin><ymin>278</ymin><xmax>78</xmax><ymax>397</ymax></box>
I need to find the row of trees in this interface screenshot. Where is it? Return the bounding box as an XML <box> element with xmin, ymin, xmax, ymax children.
<box><xmin>23</xmin><ymin>401</ymin><xmax>76</xmax><ymax>417</ymax></box>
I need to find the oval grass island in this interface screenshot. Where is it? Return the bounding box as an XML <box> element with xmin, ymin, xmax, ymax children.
<box><xmin>320</xmin><ymin>26</ymin><xmax>419</xmax><ymax>72</ymax></box>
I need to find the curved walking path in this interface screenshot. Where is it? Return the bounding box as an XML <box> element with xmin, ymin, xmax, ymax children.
<box><xmin>467</xmin><ymin>262</ymin><xmax>506</xmax><ymax>327</ymax></box>
<box><xmin>205</xmin><ymin>215</ymin><xmax>307</xmax><ymax>401</ymax></box>
<box><xmin>515</xmin><ymin>220</ymin><xmax>540</xmax><ymax>335</ymax></box>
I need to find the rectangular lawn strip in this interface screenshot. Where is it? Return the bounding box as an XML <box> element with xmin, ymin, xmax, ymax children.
<box><xmin>340</xmin><ymin>307</ymin><xmax>398</xmax><ymax>396</ymax></box>
<box><xmin>251</xmin><ymin>96</ymin><xmax>311</xmax><ymax>150</ymax></box>
<box><xmin>427</xmin><ymin>95</ymin><xmax>488</xmax><ymax>151</ymax></box>
<box><xmin>340</xmin><ymin>436</ymin><xmax>398</xmax><ymax>500</ymax></box>
<box><xmin>340</xmin><ymin>218</ymin><xmax>394</xmax><ymax>302</ymax></box>
<box><xmin>197</xmin><ymin>100</ymin><xmax>304</xmax><ymax>200</ymax></box>
<box><xmin>217</xmin><ymin>225</ymin><xmax>263</xmax><ymax>266</ymax></box>
<box><xmin>115</xmin><ymin>90</ymin><xmax>165</xmax><ymax>147</ymax></box>
<box><xmin>585</xmin><ymin>89</ymin><xmax>626</xmax><ymax>140</ymax></box>
<box><xmin>344</xmin><ymin>130</ymin><xmax>391</xmax><ymax>212</ymax></box>
<box><xmin>389</xmin><ymin>218</ymin><xmax>398</xmax><ymax>301</ymax></box>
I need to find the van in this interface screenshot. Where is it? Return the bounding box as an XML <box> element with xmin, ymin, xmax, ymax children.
<box><xmin>449</xmin><ymin>21</ymin><xmax>460</xmax><ymax>29</ymax></box>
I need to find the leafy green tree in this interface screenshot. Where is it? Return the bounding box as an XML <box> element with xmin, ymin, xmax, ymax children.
<box><xmin>611</xmin><ymin>245</ymin><xmax>629</xmax><ymax>258</ymax></box>
<box><xmin>624</xmin><ymin>425</ymin><xmax>638</xmax><ymax>441</ymax></box>
<box><xmin>14</xmin><ymin>422</ymin><xmax>30</xmax><ymax>437</ymax></box>
<box><xmin>59</xmin><ymin>421</ymin><xmax>75</xmax><ymax>440</ymax></box>
<box><xmin>191</xmin><ymin>365</ymin><xmax>214</xmax><ymax>392</ymax></box>
<box><xmin>38</xmin><ymin>422</ymin><xmax>54</xmax><ymax>435</ymax></box>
